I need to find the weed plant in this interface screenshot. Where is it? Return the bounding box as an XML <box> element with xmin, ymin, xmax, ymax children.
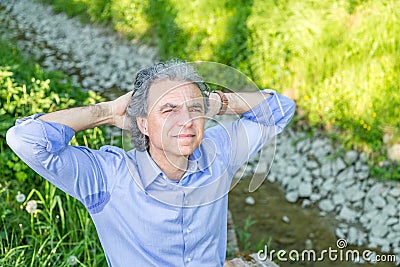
<box><xmin>0</xmin><ymin>38</ymin><xmax>108</xmax><ymax>266</ymax></box>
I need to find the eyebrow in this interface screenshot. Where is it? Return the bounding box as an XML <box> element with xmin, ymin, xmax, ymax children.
<box><xmin>158</xmin><ymin>102</ymin><xmax>204</xmax><ymax>111</ymax></box>
<box><xmin>159</xmin><ymin>103</ymin><xmax>179</xmax><ymax>111</ymax></box>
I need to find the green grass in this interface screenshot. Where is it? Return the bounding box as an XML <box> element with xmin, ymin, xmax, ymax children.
<box><xmin>0</xmin><ymin>37</ymin><xmax>110</xmax><ymax>265</ymax></box>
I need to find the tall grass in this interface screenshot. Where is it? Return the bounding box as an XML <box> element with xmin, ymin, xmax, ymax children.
<box><xmin>0</xmin><ymin>38</ymin><xmax>108</xmax><ymax>265</ymax></box>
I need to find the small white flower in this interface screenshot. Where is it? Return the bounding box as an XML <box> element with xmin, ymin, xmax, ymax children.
<box><xmin>26</xmin><ymin>200</ymin><xmax>37</xmax><ymax>214</ymax></box>
<box><xmin>67</xmin><ymin>255</ymin><xmax>78</xmax><ymax>266</ymax></box>
<box><xmin>16</xmin><ymin>192</ymin><xmax>26</xmax><ymax>203</ymax></box>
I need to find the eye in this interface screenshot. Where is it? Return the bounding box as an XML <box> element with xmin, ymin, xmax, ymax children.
<box><xmin>189</xmin><ymin>108</ymin><xmax>202</xmax><ymax>113</ymax></box>
<box><xmin>163</xmin><ymin>108</ymin><xmax>179</xmax><ymax>113</ymax></box>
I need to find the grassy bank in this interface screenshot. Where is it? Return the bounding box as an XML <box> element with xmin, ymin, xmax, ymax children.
<box><xmin>38</xmin><ymin>0</ymin><xmax>400</xmax><ymax>178</ymax></box>
<box><xmin>0</xmin><ymin>37</ymin><xmax>107</xmax><ymax>266</ymax></box>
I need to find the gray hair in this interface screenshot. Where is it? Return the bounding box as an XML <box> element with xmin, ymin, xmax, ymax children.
<box><xmin>126</xmin><ymin>59</ymin><xmax>210</xmax><ymax>151</ymax></box>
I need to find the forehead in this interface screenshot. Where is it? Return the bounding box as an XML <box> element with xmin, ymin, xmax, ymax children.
<box><xmin>148</xmin><ymin>79</ymin><xmax>203</xmax><ymax>107</ymax></box>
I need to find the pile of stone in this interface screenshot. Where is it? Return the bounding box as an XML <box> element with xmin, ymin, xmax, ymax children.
<box><xmin>0</xmin><ymin>0</ymin><xmax>158</xmax><ymax>93</ymax></box>
<box><xmin>238</xmin><ymin>127</ymin><xmax>400</xmax><ymax>264</ymax></box>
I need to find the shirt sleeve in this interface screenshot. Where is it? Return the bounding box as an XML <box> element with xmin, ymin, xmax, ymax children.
<box><xmin>6</xmin><ymin>114</ymin><xmax>123</xmax><ymax>209</ymax></box>
<box><xmin>205</xmin><ymin>89</ymin><xmax>295</xmax><ymax>174</ymax></box>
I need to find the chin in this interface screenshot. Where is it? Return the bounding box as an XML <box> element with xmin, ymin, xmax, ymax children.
<box><xmin>177</xmin><ymin>145</ymin><xmax>197</xmax><ymax>156</ymax></box>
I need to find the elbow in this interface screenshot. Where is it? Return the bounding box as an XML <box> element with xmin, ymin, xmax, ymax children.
<box><xmin>6</xmin><ymin>125</ymin><xmax>25</xmax><ymax>154</ymax></box>
<box><xmin>286</xmin><ymin>98</ymin><xmax>296</xmax><ymax>121</ymax></box>
<box><xmin>275</xmin><ymin>97</ymin><xmax>296</xmax><ymax>133</ymax></box>
<box><xmin>278</xmin><ymin>94</ymin><xmax>296</xmax><ymax>122</ymax></box>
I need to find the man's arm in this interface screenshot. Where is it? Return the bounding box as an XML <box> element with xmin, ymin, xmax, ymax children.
<box><xmin>40</xmin><ymin>90</ymin><xmax>267</xmax><ymax>131</ymax></box>
<box><xmin>38</xmin><ymin>91</ymin><xmax>133</xmax><ymax>132</ymax></box>
<box><xmin>205</xmin><ymin>89</ymin><xmax>296</xmax><ymax>172</ymax></box>
<box><xmin>5</xmin><ymin>91</ymin><xmax>134</xmax><ymax>205</ymax></box>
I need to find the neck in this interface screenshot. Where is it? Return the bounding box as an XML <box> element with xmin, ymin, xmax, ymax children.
<box><xmin>148</xmin><ymin>148</ymin><xmax>188</xmax><ymax>181</ymax></box>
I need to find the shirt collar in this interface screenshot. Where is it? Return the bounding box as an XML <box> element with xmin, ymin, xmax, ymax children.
<box><xmin>135</xmin><ymin>149</ymin><xmax>206</xmax><ymax>189</ymax></box>
<box><xmin>135</xmin><ymin>150</ymin><xmax>163</xmax><ymax>189</ymax></box>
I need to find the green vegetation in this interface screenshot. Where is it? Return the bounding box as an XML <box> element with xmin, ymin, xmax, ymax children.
<box><xmin>0</xmin><ymin>38</ymin><xmax>108</xmax><ymax>265</ymax></box>
<box><xmin>38</xmin><ymin>0</ymin><xmax>400</xmax><ymax>178</ymax></box>
<box><xmin>235</xmin><ymin>215</ymin><xmax>267</xmax><ymax>254</ymax></box>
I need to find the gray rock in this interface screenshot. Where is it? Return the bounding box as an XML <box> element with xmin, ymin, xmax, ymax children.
<box><xmin>386</xmin><ymin>195</ymin><xmax>397</xmax><ymax>206</ymax></box>
<box><xmin>371</xmin><ymin>195</ymin><xmax>386</xmax><ymax>208</ymax></box>
<box><xmin>305</xmin><ymin>160</ymin><xmax>319</xmax><ymax>170</ymax></box>
<box><xmin>320</xmin><ymin>162</ymin><xmax>332</xmax><ymax>179</ymax></box>
<box><xmin>287</xmin><ymin>176</ymin><xmax>301</xmax><ymax>191</ymax></box>
<box><xmin>282</xmin><ymin>215</ymin><xmax>290</xmax><ymax>223</ymax></box>
<box><xmin>359</xmin><ymin>214</ymin><xmax>370</xmax><ymax>225</ymax></box>
<box><xmin>349</xmin><ymin>189</ymin><xmax>365</xmax><ymax>202</ymax></box>
<box><xmin>345</xmin><ymin>150</ymin><xmax>359</xmax><ymax>165</ymax></box>
<box><xmin>299</xmin><ymin>182</ymin><xmax>312</xmax><ymax>197</ymax></box>
<box><xmin>310</xmin><ymin>193</ymin><xmax>321</xmax><ymax>202</ymax></box>
<box><xmin>347</xmin><ymin>226</ymin><xmax>358</xmax><ymax>244</ymax></box>
<box><xmin>321</xmin><ymin>178</ymin><xmax>335</xmax><ymax>192</ymax></box>
<box><xmin>338</xmin><ymin>206</ymin><xmax>358</xmax><ymax>223</ymax></box>
<box><xmin>302</xmin><ymin>199</ymin><xmax>311</xmax><ymax>208</ymax></box>
<box><xmin>337</xmin><ymin>166</ymin><xmax>355</xmax><ymax>182</ymax></box>
<box><xmin>285</xmin><ymin>191</ymin><xmax>299</xmax><ymax>203</ymax></box>
<box><xmin>370</xmin><ymin>225</ymin><xmax>388</xmax><ymax>238</ymax></box>
<box><xmin>302</xmin><ymin>173</ymin><xmax>313</xmax><ymax>182</ymax></box>
<box><xmin>313</xmin><ymin>177</ymin><xmax>323</xmax><ymax>187</ymax></box>
<box><xmin>366</xmin><ymin>213</ymin><xmax>389</xmax><ymax>231</ymax></box>
<box><xmin>318</xmin><ymin>188</ymin><xmax>329</xmax><ymax>198</ymax></box>
<box><xmin>355</xmin><ymin>161</ymin><xmax>363</xmax><ymax>172</ymax></box>
<box><xmin>393</xmin><ymin>224</ymin><xmax>400</xmax><ymax>232</ymax></box>
<box><xmin>386</xmin><ymin>217</ymin><xmax>398</xmax><ymax>226</ymax></box>
<box><xmin>311</xmin><ymin>168</ymin><xmax>321</xmax><ymax>177</ymax></box>
<box><xmin>311</xmin><ymin>138</ymin><xmax>328</xmax><ymax>150</ymax></box>
<box><xmin>390</xmin><ymin>187</ymin><xmax>400</xmax><ymax>197</ymax></box>
<box><xmin>245</xmin><ymin>196</ymin><xmax>255</xmax><ymax>205</ymax></box>
<box><xmin>286</xmin><ymin>165</ymin><xmax>299</xmax><ymax>176</ymax></box>
<box><xmin>267</xmin><ymin>173</ymin><xmax>276</xmax><ymax>183</ymax></box>
<box><xmin>335</xmin><ymin>228</ymin><xmax>345</xmax><ymax>239</ymax></box>
<box><xmin>366</xmin><ymin>183</ymin><xmax>385</xmax><ymax>199</ymax></box>
<box><xmin>357</xmin><ymin>170</ymin><xmax>369</xmax><ymax>180</ymax></box>
<box><xmin>357</xmin><ymin>231</ymin><xmax>367</xmax><ymax>246</ymax></box>
<box><xmin>319</xmin><ymin>199</ymin><xmax>335</xmax><ymax>212</ymax></box>
<box><xmin>314</xmin><ymin>147</ymin><xmax>330</xmax><ymax>159</ymax></box>
<box><xmin>384</xmin><ymin>204</ymin><xmax>397</xmax><ymax>217</ymax></box>
<box><xmin>332</xmin><ymin>157</ymin><xmax>347</xmax><ymax>176</ymax></box>
<box><xmin>332</xmin><ymin>193</ymin><xmax>345</xmax><ymax>205</ymax></box>
<box><xmin>296</xmin><ymin>139</ymin><xmax>311</xmax><ymax>153</ymax></box>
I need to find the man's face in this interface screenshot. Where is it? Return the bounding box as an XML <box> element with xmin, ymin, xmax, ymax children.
<box><xmin>141</xmin><ymin>79</ymin><xmax>206</xmax><ymax>160</ymax></box>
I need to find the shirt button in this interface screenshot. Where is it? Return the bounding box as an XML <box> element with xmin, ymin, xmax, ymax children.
<box><xmin>186</xmin><ymin>228</ymin><xmax>191</xmax><ymax>234</ymax></box>
<box><xmin>187</xmin><ymin>257</ymin><xmax>192</xmax><ymax>262</ymax></box>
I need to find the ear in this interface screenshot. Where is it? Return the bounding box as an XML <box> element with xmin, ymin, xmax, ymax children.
<box><xmin>136</xmin><ymin>117</ymin><xmax>149</xmax><ymax>136</ymax></box>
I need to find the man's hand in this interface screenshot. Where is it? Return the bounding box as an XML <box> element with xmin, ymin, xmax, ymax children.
<box><xmin>109</xmin><ymin>91</ymin><xmax>133</xmax><ymax>130</ymax></box>
<box><xmin>207</xmin><ymin>91</ymin><xmax>271</xmax><ymax>117</ymax></box>
<box><xmin>39</xmin><ymin>91</ymin><xmax>134</xmax><ymax>132</ymax></box>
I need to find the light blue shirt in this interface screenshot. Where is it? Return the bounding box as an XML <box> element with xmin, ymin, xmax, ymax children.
<box><xmin>6</xmin><ymin>90</ymin><xmax>295</xmax><ymax>267</ymax></box>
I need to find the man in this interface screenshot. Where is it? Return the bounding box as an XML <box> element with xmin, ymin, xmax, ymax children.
<box><xmin>7</xmin><ymin>60</ymin><xmax>295</xmax><ymax>266</ymax></box>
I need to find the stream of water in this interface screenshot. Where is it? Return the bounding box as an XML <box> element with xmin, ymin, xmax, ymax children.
<box><xmin>229</xmin><ymin>178</ymin><xmax>395</xmax><ymax>266</ymax></box>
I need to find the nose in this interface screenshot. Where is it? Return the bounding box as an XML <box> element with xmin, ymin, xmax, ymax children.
<box><xmin>177</xmin><ymin>110</ymin><xmax>194</xmax><ymax>128</ymax></box>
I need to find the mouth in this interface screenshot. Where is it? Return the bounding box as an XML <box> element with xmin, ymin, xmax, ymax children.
<box><xmin>176</xmin><ymin>134</ymin><xmax>196</xmax><ymax>139</ymax></box>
